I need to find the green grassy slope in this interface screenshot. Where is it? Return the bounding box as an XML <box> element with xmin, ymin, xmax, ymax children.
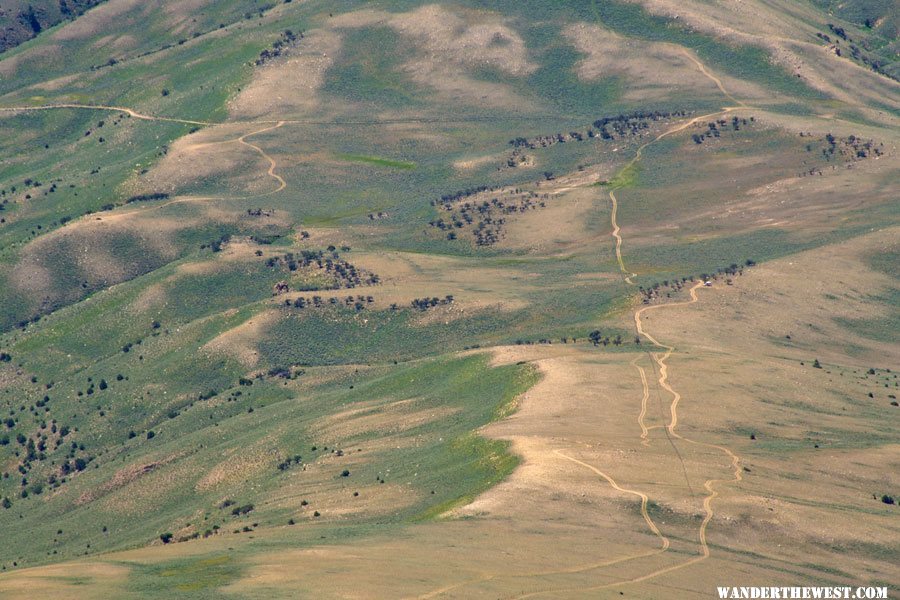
<box><xmin>0</xmin><ymin>0</ymin><xmax>897</xmax><ymax>580</ymax></box>
<box><xmin>0</xmin><ymin>348</ymin><xmax>535</xmax><ymax>568</ymax></box>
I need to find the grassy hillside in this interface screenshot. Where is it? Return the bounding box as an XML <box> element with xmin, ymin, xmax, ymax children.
<box><xmin>0</xmin><ymin>349</ymin><xmax>535</xmax><ymax>568</ymax></box>
<box><xmin>0</xmin><ymin>0</ymin><xmax>898</xmax><ymax>597</ymax></box>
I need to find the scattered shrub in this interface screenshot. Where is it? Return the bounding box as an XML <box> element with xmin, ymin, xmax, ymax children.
<box><xmin>231</xmin><ymin>503</ymin><xmax>254</xmax><ymax>516</ymax></box>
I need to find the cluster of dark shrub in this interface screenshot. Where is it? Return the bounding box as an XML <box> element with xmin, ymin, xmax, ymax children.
<box><xmin>593</xmin><ymin>110</ymin><xmax>690</xmax><ymax>139</ymax></box>
<box><xmin>798</xmin><ymin>132</ymin><xmax>883</xmax><ymax>177</ymax></box>
<box><xmin>0</xmin><ymin>369</ymin><xmax>157</xmax><ymax>510</ymax></box>
<box><xmin>807</xmin><ymin>132</ymin><xmax>882</xmax><ymax>161</ymax></box>
<box><xmin>408</xmin><ymin>296</ymin><xmax>454</xmax><ymax>311</ymax></box>
<box><xmin>284</xmin><ymin>294</ymin><xmax>375</xmax><ymax>312</ymax></box>
<box><xmin>514</xmin><ymin>338</ymin><xmax>565</xmax><ymax>346</ymax></box>
<box><xmin>126</xmin><ymin>192</ymin><xmax>169</xmax><ymax>204</ymax></box>
<box><xmin>431</xmin><ymin>111</ymin><xmax>698</xmax><ymax>246</ymax></box>
<box><xmin>588</xmin><ymin>330</ymin><xmax>625</xmax><ymax>346</ymax></box>
<box><xmin>196</xmin><ymin>234</ymin><xmax>233</xmax><ymax>253</ymax></box>
<box><xmin>277</xmin><ymin>455</ymin><xmax>303</xmax><ymax>471</ymax></box>
<box><xmin>512</xmin><ymin>333</ymin><xmax>633</xmax><ymax>347</ymax></box>
<box><xmin>509</xmin><ymin>110</ymin><xmax>690</xmax><ymax>151</ymax></box>
<box><xmin>504</xmin><ymin>111</ymin><xmax>690</xmax><ymax>168</ymax></box>
<box><xmin>433</xmin><ymin>185</ymin><xmax>496</xmax><ymax>206</ymax></box>
<box><xmin>691</xmin><ymin>116</ymin><xmax>754</xmax><ymax>144</ymax></box>
<box><xmin>247</xmin><ymin>208</ymin><xmax>274</xmax><ymax>217</ymax></box>
<box><xmin>255</xmin><ymin>30</ymin><xmax>301</xmax><ymax>66</ymax></box>
<box><xmin>817</xmin><ymin>25</ymin><xmax>897</xmax><ymax>80</ymax></box>
<box><xmin>197</xmin><ymin>389</ymin><xmax>218</xmax><ymax>401</ymax></box>
<box><xmin>122</xmin><ymin>334</ymin><xmax>150</xmax><ymax>353</ymax></box>
<box><xmin>430</xmin><ymin>190</ymin><xmax>547</xmax><ymax>246</ymax></box>
<box><xmin>221</xmin><ymin>500</ymin><xmax>254</xmax><ymax>516</ymax></box>
<box><xmin>266</xmin><ymin>248</ymin><xmax>379</xmax><ymax>289</ymax></box>
<box><xmin>0</xmin><ymin>371</ymin><xmax>99</xmax><ymax>506</ymax></box>
<box><xmin>639</xmin><ymin>260</ymin><xmax>755</xmax><ymax>304</ymax></box>
<box><xmin>59</xmin><ymin>456</ymin><xmax>91</xmax><ymax>475</ymax></box>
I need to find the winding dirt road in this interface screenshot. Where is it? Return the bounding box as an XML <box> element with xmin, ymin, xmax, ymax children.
<box><xmin>521</xmin><ymin>286</ymin><xmax>744</xmax><ymax>599</ymax></box>
<box><xmin>238</xmin><ymin>121</ymin><xmax>288</xmax><ymax>194</ymax></box>
<box><xmin>403</xmin><ymin>49</ymin><xmax>754</xmax><ymax>600</ymax></box>
<box><xmin>609</xmin><ymin>189</ymin><xmax>637</xmax><ymax>284</ymax></box>
<box><xmin>679</xmin><ymin>48</ymin><xmax>746</xmax><ymax>108</ymax></box>
<box><xmin>554</xmin><ymin>450</ymin><xmax>670</xmax><ymax>553</ymax></box>
<box><xmin>634</xmin><ymin>282</ymin><xmax>744</xmax><ymax>558</ymax></box>
<box><xmin>61</xmin><ymin>120</ymin><xmax>289</xmax><ymax>226</ymax></box>
<box><xmin>606</xmin><ymin>106</ymin><xmax>742</xmax><ymax>288</ymax></box>
<box><xmin>0</xmin><ymin>103</ymin><xmax>211</xmax><ymax>126</ymax></box>
<box><xmin>515</xmin><ymin>53</ymin><xmax>748</xmax><ymax>597</ymax></box>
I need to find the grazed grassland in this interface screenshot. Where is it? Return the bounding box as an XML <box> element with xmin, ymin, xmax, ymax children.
<box><xmin>0</xmin><ymin>0</ymin><xmax>897</xmax><ymax>597</ymax></box>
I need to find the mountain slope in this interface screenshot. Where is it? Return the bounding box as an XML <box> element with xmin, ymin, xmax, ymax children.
<box><xmin>0</xmin><ymin>0</ymin><xmax>897</xmax><ymax>597</ymax></box>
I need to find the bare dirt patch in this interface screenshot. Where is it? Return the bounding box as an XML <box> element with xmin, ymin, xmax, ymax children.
<box><xmin>229</xmin><ymin>29</ymin><xmax>343</xmax><ymax>119</ymax></box>
<box><xmin>566</xmin><ymin>23</ymin><xmax>718</xmax><ymax>101</ymax></box>
<box><xmin>202</xmin><ymin>309</ymin><xmax>282</xmax><ymax>368</ymax></box>
<box><xmin>452</xmin><ymin>154</ymin><xmax>500</xmax><ymax>172</ymax></box>
<box><xmin>133</xmin><ymin>123</ymin><xmax>279</xmax><ymax>196</ymax></box>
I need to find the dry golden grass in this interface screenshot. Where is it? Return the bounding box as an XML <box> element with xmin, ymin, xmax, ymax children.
<box><xmin>98</xmin><ymin>460</ymin><xmax>201</xmax><ymax>516</ymax></box>
<box><xmin>9</xmin><ymin>214</ymin><xmax>182</xmax><ymax>300</ymax></box>
<box><xmin>132</xmin><ymin>123</ymin><xmax>283</xmax><ymax>196</ymax></box>
<box><xmin>0</xmin><ymin>2</ymin><xmax>896</xmax><ymax>596</ymax></box>
<box><xmin>2</xmin><ymin>212</ymin><xmax>896</xmax><ymax>598</ymax></box>
<box><xmin>202</xmin><ymin>308</ymin><xmax>282</xmax><ymax>368</ymax></box>
<box><xmin>210</xmin><ymin>227</ymin><xmax>898</xmax><ymax>598</ymax></box>
<box><xmin>565</xmin><ymin>23</ymin><xmax>765</xmax><ymax>102</ymax></box>
<box><xmin>452</xmin><ymin>154</ymin><xmax>501</xmax><ymax>172</ymax></box>
<box><xmin>0</xmin><ymin>562</ymin><xmax>129</xmax><ymax>600</ymax></box>
<box><xmin>627</xmin><ymin>0</ymin><xmax>900</xmax><ymax>118</ymax></box>
<box><xmin>228</xmin><ymin>29</ymin><xmax>343</xmax><ymax>119</ymax></box>
<box><xmin>498</xmin><ymin>187</ymin><xmax>601</xmax><ymax>253</ymax></box>
<box><xmin>195</xmin><ymin>439</ymin><xmax>279</xmax><ymax>492</ymax></box>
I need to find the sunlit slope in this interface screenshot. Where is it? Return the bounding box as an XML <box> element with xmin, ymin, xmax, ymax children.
<box><xmin>0</xmin><ymin>0</ymin><xmax>897</xmax><ymax>596</ymax></box>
